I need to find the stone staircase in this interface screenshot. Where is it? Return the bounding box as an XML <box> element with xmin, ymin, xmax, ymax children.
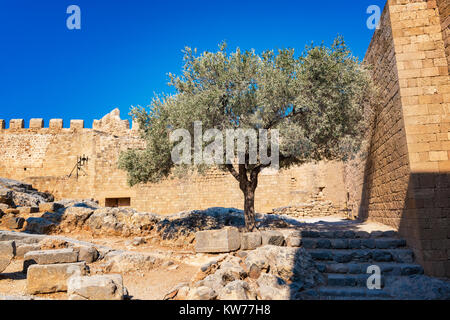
<box><xmin>299</xmin><ymin>230</ymin><xmax>425</xmax><ymax>300</ymax></box>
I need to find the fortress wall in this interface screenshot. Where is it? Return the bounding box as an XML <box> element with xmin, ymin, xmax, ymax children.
<box><xmin>346</xmin><ymin>0</ymin><xmax>450</xmax><ymax>277</ymax></box>
<box><xmin>436</xmin><ymin>0</ymin><xmax>449</xmax><ymax>69</ymax></box>
<box><xmin>344</xmin><ymin>1</ymin><xmax>410</xmax><ymax>229</ymax></box>
<box><xmin>0</xmin><ymin>110</ymin><xmax>347</xmax><ymax>215</ymax></box>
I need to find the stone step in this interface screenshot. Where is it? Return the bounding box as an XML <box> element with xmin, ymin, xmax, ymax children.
<box><xmin>300</xmin><ymin>230</ymin><xmax>398</xmax><ymax>239</ymax></box>
<box><xmin>301</xmin><ymin>238</ymin><xmax>406</xmax><ymax>250</ymax></box>
<box><xmin>316</xmin><ymin>262</ymin><xmax>424</xmax><ymax>275</ymax></box>
<box><xmin>325</xmin><ymin>273</ymin><xmax>387</xmax><ymax>287</ymax></box>
<box><xmin>307</xmin><ymin>248</ymin><xmax>415</xmax><ymax>263</ymax></box>
<box><xmin>316</xmin><ymin>286</ymin><xmax>392</xmax><ymax>299</ymax></box>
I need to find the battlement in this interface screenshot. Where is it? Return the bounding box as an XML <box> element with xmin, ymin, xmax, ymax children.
<box><xmin>0</xmin><ymin>109</ymin><xmax>139</xmax><ymax>136</ymax></box>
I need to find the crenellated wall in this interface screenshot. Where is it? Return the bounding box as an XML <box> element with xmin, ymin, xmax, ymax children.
<box><xmin>0</xmin><ymin>109</ymin><xmax>348</xmax><ymax>216</ymax></box>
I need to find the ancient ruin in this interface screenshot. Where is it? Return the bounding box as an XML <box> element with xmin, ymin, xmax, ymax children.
<box><xmin>0</xmin><ymin>0</ymin><xmax>449</xmax><ymax>300</ymax></box>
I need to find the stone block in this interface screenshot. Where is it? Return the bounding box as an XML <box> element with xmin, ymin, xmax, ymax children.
<box><xmin>261</xmin><ymin>230</ymin><xmax>285</xmax><ymax>246</ymax></box>
<box><xmin>38</xmin><ymin>202</ymin><xmax>63</xmax><ymax>213</ymax></box>
<box><xmin>25</xmin><ymin>217</ymin><xmax>55</xmax><ymax>234</ymax></box>
<box><xmin>4</xmin><ymin>209</ymin><xmax>19</xmax><ymax>215</ymax></box>
<box><xmin>49</xmin><ymin>119</ymin><xmax>63</xmax><ymax>130</ymax></box>
<box><xmin>29</xmin><ymin>119</ymin><xmax>44</xmax><ymax>129</ymax></box>
<box><xmin>68</xmin><ymin>274</ymin><xmax>125</xmax><ymax>300</ymax></box>
<box><xmin>70</xmin><ymin>120</ymin><xmax>84</xmax><ymax>130</ymax></box>
<box><xmin>286</xmin><ymin>235</ymin><xmax>302</xmax><ymax>247</ymax></box>
<box><xmin>9</xmin><ymin>119</ymin><xmax>24</xmax><ymax>129</ymax></box>
<box><xmin>4</xmin><ymin>217</ymin><xmax>25</xmax><ymax>229</ymax></box>
<box><xmin>26</xmin><ymin>262</ymin><xmax>87</xmax><ymax>294</ymax></box>
<box><xmin>195</xmin><ymin>227</ymin><xmax>241</xmax><ymax>253</ymax></box>
<box><xmin>15</xmin><ymin>243</ymin><xmax>41</xmax><ymax>259</ymax></box>
<box><xmin>17</xmin><ymin>206</ymin><xmax>39</xmax><ymax>214</ymax></box>
<box><xmin>0</xmin><ymin>241</ymin><xmax>16</xmax><ymax>273</ymax></box>
<box><xmin>240</xmin><ymin>232</ymin><xmax>261</xmax><ymax>250</ymax></box>
<box><xmin>23</xmin><ymin>248</ymin><xmax>79</xmax><ymax>272</ymax></box>
<box><xmin>75</xmin><ymin>246</ymin><xmax>99</xmax><ymax>263</ymax></box>
<box><xmin>0</xmin><ymin>240</ymin><xmax>16</xmax><ymax>256</ymax></box>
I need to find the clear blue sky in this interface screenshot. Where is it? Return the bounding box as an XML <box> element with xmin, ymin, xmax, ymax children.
<box><xmin>0</xmin><ymin>0</ymin><xmax>386</xmax><ymax>128</ymax></box>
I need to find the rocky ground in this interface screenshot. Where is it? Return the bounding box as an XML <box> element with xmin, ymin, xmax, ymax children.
<box><xmin>0</xmin><ymin>177</ymin><xmax>449</xmax><ymax>300</ymax></box>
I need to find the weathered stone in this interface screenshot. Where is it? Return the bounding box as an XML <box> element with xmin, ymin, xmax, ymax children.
<box><xmin>261</xmin><ymin>231</ymin><xmax>285</xmax><ymax>246</ymax></box>
<box><xmin>187</xmin><ymin>286</ymin><xmax>217</xmax><ymax>300</ymax></box>
<box><xmin>68</xmin><ymin>274</ymin><xmax>125</xmax><ymax>300</ymax></box>
<box><xmin>248</xmin><ymin>264</ymin><xmax>261</xmax><ymax>279</ymax></box>
<box><xmin>286</xmin><ymin>235</ymin><xmax>302</xmax><ymax>247</ymax></box>
<box><xmin>4</xmin><ymin>216</ymin><xmax>25</xmax><ymax>229</ymax></box>
<box><xmin>56</xmin><ymin>205</ymin><xmax>95</xmax><ymax>232</ymax></box>
<box><xmin>76</xmin><ymin>246</ymin><xmax>99</xmax><ymax>263</ymax></box>
<box><xmin>17</xmin><ymin>206</ymin><xmax>39</xmax><ymax>214</ymax></box>
<box><xmin>164</xmin><ymin>282</ymin><xmax>189</xmax><ymax>300</ymax></box>
<box><xmin>217</xmin><ymin>280</ymin><xmax>256</xmax><ymax>300</ymax></box>
<box><xmin>194</xmin><ymin>274</ymin><xmax>224</xmax><ymax>292</ymax></box>
<box><xmin>256</xmin><ymin>273</ymin><xmax>290</xmax><ymax>300</ymax></box>
<box><xmin>23</xmin><ymin>248</ymin><xmax>79</xmax><ymax>272</ymax></box>
<box><xmin>26</xmin><ymin>262</ymin><xmax>87</xmax><ymax>294</ymax></box>
<box><xmin>195</xmin><ymin>227</ymin><xmax>241</xmax><ymax>253</ymax></box>
<box><xmin>385</xmin><ymin>275</ymin><xmax>450</xmax><ymax>300</ymax></box>
<box><xmin>104</xmin><ymin>251</ymin><xmax>162</xmax><ymax>272</ymax></box>
<box><xmin>240</xmin><ymin>232</ymin><xmax>261</xmax><ymax>250</ymax></box>
<box><xmin>25</xmin><ymin>217</ymin><xmax>55</xmax><ymax>234</ymax></box>
<box><xmin>0</xmin><ymin>240</ymin><xmax>16</xmax><ymax>273</ymax></box>
<box><xmin>330</xmin><ymin>239</ymin><xmax>348</xmax><ymax>249</ymax></box>
<box><xmin>355</xmin><ymin>231</ymin><xmax>370</xmax><ymax>239</ymax></box>
<box><xmin>15</xmin><ymin>243</ymin><xmax>41</xmax><ymax>258</ymax></box>
<box><xmin>4</xmin><ymin>208</ymin><xmax>20</xmax><ymax>215</ymax></box>
<box><xmin>246</xmin><ymin>246</ymin><xmax>324</xmax><ymax>287</ymax></box>
<box><xmin>38</xmin><ymin>202</ymin><xmax>63</xmax><ymax>213</ymax></box>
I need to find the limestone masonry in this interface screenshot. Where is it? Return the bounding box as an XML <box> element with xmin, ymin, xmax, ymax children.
<box><xmin>0</xmin><ymin>0</ymin><xmax>448</xmax><ymax>278</ymax></box>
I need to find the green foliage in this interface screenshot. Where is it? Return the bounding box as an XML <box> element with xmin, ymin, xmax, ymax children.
<box><xmin>119</xmin><ymin>36</ymin><xmax>376</xmax><ymax>187</ymax></box>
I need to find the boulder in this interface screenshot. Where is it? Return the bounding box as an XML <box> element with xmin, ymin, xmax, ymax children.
<box><xmin>103</xmin><ymin>251</ymin><xmax>162</xmax><ymax>273</ymax></box>
<box><xmin>4</xmin><ymin>216</ymin><xmax>25</xmax><ymax>229</ymax></box>
<box><xmin>245</xmin><ymin>246</ymin><xmax>324</xmax><ymax>288</ymax></box>
<box><xmin>286</xmin><ymin>234</ymin><xmax>302</xmax><ymax>247</ymax></box>
<box><xmin>23</xmin><ymin>248</ymin><xmax>79</xmax><ymax>272</ymax></box>
<box><xmin>57</xmin><ymin>206</ymin><xmax>95</xmax><ymax>232</ymax></box>
<box><xmin>0</xmin><ymin>187</ymin><xmax>13</xmax><ymax>205</ymax></box>
<box><xmin>26</xmin><ymin>262</ymin><xmax>87</xmax><ymax>294</ymax></box>
<box><xmin>15</xmin><ymin>243</ymin><xmax>41</xmax><ymax>259</ymax></box>
<box><xmin>256</xmin><ymin>273</ymin><xmax>290</xmax><ymax>300</ymax></box>
<box><xmin>0</xmin><ymin>178</ymin><xmax>53</xmax><ymax>207</ymax></box>
<box><xmin>25</xmin><ymin>217</ymin><xmax>55</xmax><ymax>234</ymax></box>
<box><xmin>195</xmin><ymin>227</ymin><xmax>241</xmax><ymax>253</ymax></box>
<box><xmin>0</xmin><ymin>240</ymin><xmax>16</xmax><ymax>273</ymax></box>
<box><xmin>68</xmin><ymin>274</ymin><xmax>125</xmax><ymax>300</ymax></box>
<box><xmin>217</xmin><ymin>280</ymin><xmax>256</xmax><ymax>300</ymax></box>
<box><xmin>187</xmin><ymin>286</ymin><xmax>217</xmax><ymax>300</ymax></box>
<box><xmin>240</xmin><ymin>232</ymin><xmax>262</xmax><ymax>250</ymax></box>
<box><xmin>261</xmin><ymin>230</ymin><xmax>285</xmax><ymax>246</ymax></box>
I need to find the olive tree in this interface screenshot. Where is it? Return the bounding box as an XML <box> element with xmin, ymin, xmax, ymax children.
<box><xmin>119</xmin><ymin>37</ymin><xmax>375</xmax><ymax>231</ymax></box>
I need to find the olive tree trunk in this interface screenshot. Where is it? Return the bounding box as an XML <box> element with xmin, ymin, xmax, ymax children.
<box><xmin>243</xmin><ymin>185</ymin><xmax>257</xmax><ymax>232</ymax></box>
<box><xmin>226</xmin><ymin>164</ymin><xmax>260</xmax><ymax>232</ymax></box>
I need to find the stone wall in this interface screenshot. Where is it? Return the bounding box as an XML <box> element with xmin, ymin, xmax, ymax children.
<box><xmin>0</xmin><ymin>109</ymin><xmax>347</xmax><ymax>216</ymax></box>
<box><xmin>345</xmin><ymin>0</ymin><xmax>450</xmax><ymax>278</ymax></box>
<box><xmin>436</xmin><ymin>0</ymin><xmax>449</xmax><ymax>70</ymax></box>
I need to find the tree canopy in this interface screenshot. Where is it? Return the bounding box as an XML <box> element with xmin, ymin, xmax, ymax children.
<box><xmin>119</xmin><ymin>36</ymin><xmax>375</xmax><ymax>231</ymax></box>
